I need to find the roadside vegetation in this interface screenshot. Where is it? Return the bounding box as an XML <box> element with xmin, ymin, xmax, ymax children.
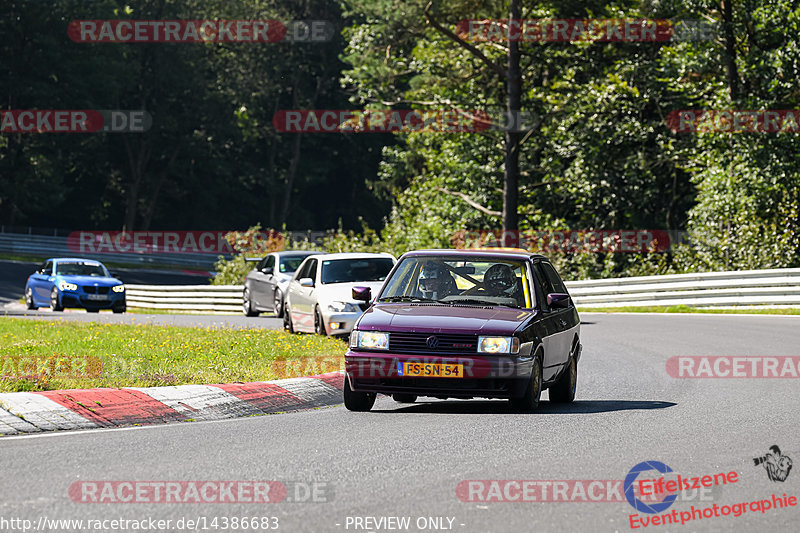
<box><xmin>0</xmin><ymin>318</ymin><xmax>346</xmax><ymax>392</ymax></box>
<box><xmin>5</xmin><ymin>2</ymin><xmax>798</xmax><ymax>286</ymax></box>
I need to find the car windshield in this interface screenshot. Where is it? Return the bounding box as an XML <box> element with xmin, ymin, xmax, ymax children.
<box><xmin>280</xmin><ymin>255</ymin><xmax>312</xmax><ymax>273</ymax></box>
<box><xmin>378</xmin><ymin>256</ymin><xmax>531</xmax><ymax>308</ymax></box>
<box><xmin>320</xmin><ymin>258</ymin><xmax>394</xmax><ymax>284</ymax></box>
<box><xmin>56</xmin><ymin>262</ymin><xmax>108</xmax><ymax>277</ymax></box>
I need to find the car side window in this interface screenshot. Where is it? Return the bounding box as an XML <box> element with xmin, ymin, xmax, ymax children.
<box><xmin>531</xmin><ymin>262</ymin><xmax>552</xmax><ymax>311</ymax></box>
<box><xmin>264</xmin><ymin>255</ymin><xmax>275</xmax><ymax>271</ymax></box>
<box><xmin>307</xmin><ymin>259</ymin><xmax>318</xmax><ymax>283</ymax></box>
<box><xmin>542</xmin><ymin>262</ymin><xmax>568</xmax><ymax>294</ymax></box>
<box><xmin>42</xmin><ymin>261</ymin><xmax>53</xmax><ymax>275</ymax></box>
<box><xmin>295</xmin><ymin>259</ymin><xmax>310</xmax><ymax>281</ymax></box>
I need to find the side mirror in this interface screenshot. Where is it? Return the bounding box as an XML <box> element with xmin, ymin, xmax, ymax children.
<box><xmin>299</xmin><ymin>277</ymin><xmax>314</xmax><ymax>288</ymax></box>
<box><xmin>352</xmin><ymin>286</ymin><xmax>372</xmax><ymax>302</ymax></box>
<box><xmin>261</xmin><ymin>267</ymin><xmax>273</xmax><ymax>275</ymax></box>
<box><xmin>547</xmin><ymin>293</ymin><xmax>571</xmax><ymax>309</ymax></box>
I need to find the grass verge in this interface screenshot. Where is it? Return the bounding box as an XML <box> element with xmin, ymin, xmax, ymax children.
<box><xmin>0</xmin><ymin>318</ymin><xmax>346</xmax><ymax>392</ymax></box>
<box><xmin>578</xmin><ymin>305</ymin><xmax>800</xmax><ymax>315</ymax></box>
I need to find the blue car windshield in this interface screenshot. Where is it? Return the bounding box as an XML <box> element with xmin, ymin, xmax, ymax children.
<box><xmin>57</xmin><ymin>262</ymin><xmax>107</xmax><ymax>277</ymax></box>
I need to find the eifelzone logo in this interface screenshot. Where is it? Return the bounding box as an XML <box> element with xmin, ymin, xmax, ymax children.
<box><xmin>754</xmin><ymin>446</ymin><xmax>793</xmax><ymax>482</ymax></box>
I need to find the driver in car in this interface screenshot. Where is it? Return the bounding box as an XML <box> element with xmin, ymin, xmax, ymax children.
<box><xmin>484</xmin><ymin>263</ymin><xmax>524</xmax><ymax>306</ymax></box>
<box><xmin>418</xmin><ymin>263</ymin><xmax>458</xmax><ymax>300</ymax></box>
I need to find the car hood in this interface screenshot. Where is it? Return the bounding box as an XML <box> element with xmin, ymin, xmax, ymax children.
<box><xmin>55</xmin><ymin>275</ymin><xmax>121</xmax><ymax>286</ymax></box>
<box><xmin>356</xmin><ymin>303</ymin><xmax>535</xmax><ymax>335</ymax></box>
<box><xmin>314</xmin><ymin>281</ymin><xmax>386</xmax><ymax>305</ymax></box>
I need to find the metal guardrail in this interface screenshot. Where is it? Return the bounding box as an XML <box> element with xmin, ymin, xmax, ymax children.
<box><xmin>566</xmin><ymin>268</ymin><xmax>800</xmax><ymax>308</ymax></box>
<box><xmin>126</xmin><ymin>285</ymin><xmax>243</xmax><ymax>313</ymax></box>
<box><xmin>125</xmin><ymin>268</ymin><xmax>800</xmax><ymax>314</ymax></box>
<box><xmin>0</xmin><ymin>233</ymin><xmax>222</xmax><ymax>269</ymax></box>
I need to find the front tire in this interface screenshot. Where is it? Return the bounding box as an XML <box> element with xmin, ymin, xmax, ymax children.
<box><xmin>243</xmin><ymin>287</ymin><xmax>259</xmax><ymax>317</ymax></box>
<box><xmin>273</xmin><ymin>289</ymin><xmax>284</xmax><ymax>318</ymax></box>
<box><xmin>50</xmin><ymin>288</ymin><xmax>64</xmax><ymax>312</ymax></box>
<box><xmin>510</xmin><ymin>356</ymin><xmax>542</xmax><ymax>412</ymax></box>
<box><xmin>283</xmin><ymin>303</ymin><xmax>294</xmax><ymax>333</ymax></box>
<box><xmin>25</xmin><ymin>288</ymin><xmax>37</xmax><ymax>310</ymax></box>
<box><xmin>113</xmin><ymin>305</ymin><xmax>126</xmax><ymax>314</ymax></box>
<box><xmin>549</xmin><ymin>352</ymin><xmax>577</xmax><ymax>403</ymax></box>
<box><xmin>314</xmin><ymin>307</ymin><xmax>326</xmax><ymax>336</ymax></box>
<box><xmin>344</xmin><ymin>376</ymin><xmax>376</xmax><ymax>412</ymax></box>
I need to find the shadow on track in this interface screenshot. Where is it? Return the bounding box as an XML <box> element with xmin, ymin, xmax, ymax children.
<box><xmin>373</xmin><ymin>399</ymin><xmax>675</xmax><ymax>415</ymax></box>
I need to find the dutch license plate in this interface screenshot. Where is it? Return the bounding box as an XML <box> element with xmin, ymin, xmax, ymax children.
<box><xmin>86</xmin><ymin>294</ymin><xmax>108</xmax><ymax>301</ymax></box>
<box><xmin>398</xmin><ymin>362</ymin><xmax>463</xmax><ymax>378</ymax></box>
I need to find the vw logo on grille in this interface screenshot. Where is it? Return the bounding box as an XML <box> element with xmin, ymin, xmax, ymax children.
<box><xmin>425</xmin><ymin>336</ymin><xmax>439</xmax><ymax>349</ymax></box>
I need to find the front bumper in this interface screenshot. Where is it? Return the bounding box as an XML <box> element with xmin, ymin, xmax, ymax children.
<box><xmin>59</xmin><ymin>291</ymin><xmax>125</xmax><ymax>310</ymax></box>
<box><xmin>345</xmin><ymin>350</ymin><xmax>534</xmax><ymax>399</ymax></box>
<box><xmin>321</xmin><ymin>311</ymin><xmax>363</xmax><ymax>336</ymax></box>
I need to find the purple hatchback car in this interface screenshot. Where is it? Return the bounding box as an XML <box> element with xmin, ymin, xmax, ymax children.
<box><xmin>344</xmin><ymin>249</ymin><xmax>581</xmax><ymax>412</ymax></box>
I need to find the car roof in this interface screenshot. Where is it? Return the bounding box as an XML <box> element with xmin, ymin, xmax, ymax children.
<box><xmin>401</xmin><ymin>249</ymin><xmax>547</xmax><ymax>261</ymax></box>
<box><xmin>272</xmin><ymin>250</ymin><xmax>322</xmax><ymax>257</ymax></box>
<box><xmin>307</xmin><ymin>252</ymin><xmax>396</xmax><ymax>261</ymax></box>
<box><xmin>48</xmin><ymin>257</ymin><xmax>104</xmax><ymax>265</ymax></box>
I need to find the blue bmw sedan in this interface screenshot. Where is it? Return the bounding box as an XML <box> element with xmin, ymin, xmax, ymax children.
<box><xmin>24</xmin><ymin>258</ymin><xmax>126</xmax><ymax>313</ymax></box>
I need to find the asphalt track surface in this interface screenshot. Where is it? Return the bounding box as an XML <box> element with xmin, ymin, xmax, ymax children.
<box><xmin>1</xmin><ymin>313</ymin><xmax>799</xmax><ymax>532</ymax></box>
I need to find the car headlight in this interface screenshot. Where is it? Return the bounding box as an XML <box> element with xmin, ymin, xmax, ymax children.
<box><xmin>112</xmin><ymin>284</ymin><xmax>125</xmax><ymax>293</ymax></box>
<box><xmin>57</xmin><ymin>281</ymin><xmax>78</xmax><ymax>291</ymax></box>
<box><xmin>351</xmin><ymin>331</ymin><xmax>389</xmax><ymax>350</ymax></box>
<box><xmin>328</xmin><ymin>301</ymin><xmax>360</xmax><ymax>313</ymax></box>
<box><xmin>478</xmin><ymin>336</ymin><xmax>520</xmax><ymax>354</ymax></box>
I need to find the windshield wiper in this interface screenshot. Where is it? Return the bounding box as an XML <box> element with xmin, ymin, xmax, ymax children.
<box><xmin>445</xmin><ymin>298</ymin><xmax>521</xmax><ymax>309</ymax></box>
<box><xmin>379</xmin><ymin>296</ymin><xmax>439</xmax><ymax>303</ymax></box>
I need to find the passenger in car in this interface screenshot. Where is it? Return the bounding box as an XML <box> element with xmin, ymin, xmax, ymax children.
<box><xmin>484</xmin><ymin>264</ymin><xmax>525</xmax><ymax>306</ymax></box>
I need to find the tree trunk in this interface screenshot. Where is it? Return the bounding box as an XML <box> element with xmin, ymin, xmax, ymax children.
<box><xmin>280</xmin><ymin>131</ymin><xmax>303</xmax><ymax>225</ymax></box>
<box><xmin>121</xmin><ymin>134</ymin><xmax>150</xmax><ymax>232</ymax></box>
<box><xmin>140</xmin><ymin>147</ymin><xmax>179</xmax><ymax>231</ymax></box>
<box><xmin>722</xmin><ymin>0</ymin><xmax>740</xmax><ymax>101</ymax></box>
<box><xmin>280</xmin><ymin>73</ymin><xmax>324</xmax><ymax>226</ymax></box>
<box><xmin>503</xmin><ymin>0</ymin><xmax>522</xmax><ymax>245</ymax></box>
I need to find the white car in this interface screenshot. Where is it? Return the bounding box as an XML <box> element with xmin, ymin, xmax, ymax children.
<box><xmin>284</xmin><ymin>252</ymin><xmax>397</xmax><ymax>336</ymax></box>
<box><xmin>243</xmin><ymin>251</ymin><xmax>321</xmax><ymax>317</ymax></box>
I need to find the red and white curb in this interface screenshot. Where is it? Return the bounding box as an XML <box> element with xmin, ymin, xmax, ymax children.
<box><xmin>0</xmin><ymin>372</ymin><xmax>343</xmax><ymax>436</ymax></box>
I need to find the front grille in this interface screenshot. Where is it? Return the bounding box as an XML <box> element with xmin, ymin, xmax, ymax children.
<box><xmin>83</xmin><ymin>286</ymin><xmax>109</xmax><ymax>294</ymax></box>
<box><xmin>389</xmin><ymin>332</ymin><xmax>478</xmax><ymax>354</ymax></box>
